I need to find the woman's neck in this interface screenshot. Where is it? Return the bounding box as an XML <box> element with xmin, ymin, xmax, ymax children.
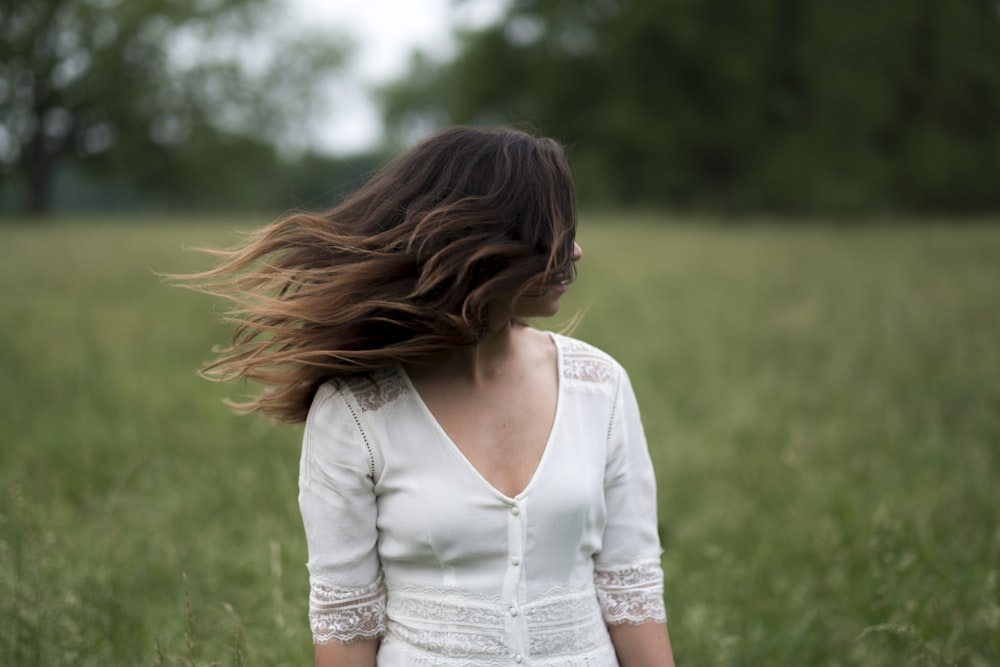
<box><xmin>407</xmin><ymin>320</ymin><xmax>524</xmax><ymax>385</ymax></box>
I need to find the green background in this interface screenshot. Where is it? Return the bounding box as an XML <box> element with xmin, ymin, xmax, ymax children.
<box><xmin>2</xmin><ymin>217</ymin><xmax>998</xmax><ymax>665</ymax></box>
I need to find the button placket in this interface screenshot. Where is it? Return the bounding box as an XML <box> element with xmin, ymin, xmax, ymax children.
<box><xmin>503</xmin><ymin>499</ymin><xmax>528</xmax><ymax>661</ymax></box>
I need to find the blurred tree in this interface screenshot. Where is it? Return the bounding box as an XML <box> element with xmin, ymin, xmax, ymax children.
<box><xmin>383</xmin><ymin>0</ymin><xmax>1000</xmax><ymax>214</ymax></box>
<box><xmin>0</xmin><ymin>0</ymin><xmax>348</xmax><ymax>215</ymax></box>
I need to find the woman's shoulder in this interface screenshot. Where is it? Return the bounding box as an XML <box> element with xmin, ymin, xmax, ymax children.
<box><xmin>549</xmin><ymin>331</ymin><xmax>618</xmax><ymax>360</ymax></box>
<box><xmin>549</xmin><ymin>331</ymin><xmax>625</xmax><ymax>391</ymax></box>
<box><xmin>313</xmin><ymin>367</ymin><xmax>409</xmax><ymax>415</ymax></box>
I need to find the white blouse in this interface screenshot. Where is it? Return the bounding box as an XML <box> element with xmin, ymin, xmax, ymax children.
<box><xmin>298</xmin><ymin>333</ymin><xmax>666</xmax><ymax>666</ymax></box>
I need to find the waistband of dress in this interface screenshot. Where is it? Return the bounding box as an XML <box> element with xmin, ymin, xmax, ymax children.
<box><xmin>383</xmin><ymin>582</ymin><xmax>609</xmax><ymax>659</ymax></box>
<box><xmin>385</xmin><ymin>582</ymin><xmax>600</xmax><ymax>621</ymax></box>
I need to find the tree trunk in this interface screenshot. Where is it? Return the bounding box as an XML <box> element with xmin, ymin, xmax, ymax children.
<box><xmin>23</xmin><ymin>134</ymin><xmax>55</xmax><ymax>217</ymax></box>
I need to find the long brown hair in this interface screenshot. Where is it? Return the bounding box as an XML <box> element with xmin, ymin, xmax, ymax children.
<box><xmin>176</xmin><ymin>125</ymin><xmax>577</xmax><ymax>423</ymax></box>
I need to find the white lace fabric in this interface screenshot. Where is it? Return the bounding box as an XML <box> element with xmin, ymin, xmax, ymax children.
<box><xmin>310</xmin><ymin>574</ymin><xmax>387</xmax><ymax>645</ymax></box>
<box><xmin>309</xmin><ymin>568</ymin><xmax>665</xmax><ymax>651</ymax></box>
<box><xmin>594</xmin><ymin>560</ymin><xmax>667</xmax><ymax>625</ymax></box>
<box><xmin>389</xmin><ymin>584</ymin><xmax>610</xmax><ymax>659</ymax></box>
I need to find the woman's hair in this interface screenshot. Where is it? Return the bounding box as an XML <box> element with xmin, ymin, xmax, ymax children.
<box><xmin>178</xmin><ymin>125</ymin><xmax>577</xmax><ymax>423</ymax></box>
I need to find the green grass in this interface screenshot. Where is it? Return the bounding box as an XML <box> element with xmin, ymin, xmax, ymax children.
<box><xmin>2</xmin><ymin>216</ymin><xmax>999</xmax><ymax>666</ymax></box>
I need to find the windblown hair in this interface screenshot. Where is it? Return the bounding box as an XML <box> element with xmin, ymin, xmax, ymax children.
<box><xmin>178</xmin><ymin>125</ymin><xmax>578</xmax><ymax>423</ymax></box>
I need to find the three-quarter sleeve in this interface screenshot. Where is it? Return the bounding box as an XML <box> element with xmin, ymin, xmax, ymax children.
<box><xmin>593</xmin><ymin>367</ymin><xmax>667</xmax><ymax>625</ymax></box>
<box><xmin>298</xmin><ymin>382</ymin><xmax>386</xmax><ymax>644</ymax></box>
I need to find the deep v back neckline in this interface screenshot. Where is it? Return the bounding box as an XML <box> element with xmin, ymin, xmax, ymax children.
<box><xmin>399</xmin><ymin>332</ymin><xmax>563</xmax><ymax>501</ymax></box>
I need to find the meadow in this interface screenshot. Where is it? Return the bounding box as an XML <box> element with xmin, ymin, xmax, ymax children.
<box><xmin>1</xmin><ymin>216</ymin><xmax>998</xmax><ymax>666</ymax></box>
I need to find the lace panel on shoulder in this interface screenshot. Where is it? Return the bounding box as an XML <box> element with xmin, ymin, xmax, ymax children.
<box><xmin>558</xmin><ymin>336</ymin><xmax>619</xmax><ymax>391</ymax></box>
<box><xmin>341</xmin><ymin>369</ymin><xmax>407</xmax><ymax>412</ymax></box>
<box><xmin>309</xmin><ymin>573</ymin><xmax>387</xmax><ymax>645</ymax></box>
<box><xmin>593</xmin><ymin>560</ymin><xmax>667</xmax><ymax>625</ymax></box>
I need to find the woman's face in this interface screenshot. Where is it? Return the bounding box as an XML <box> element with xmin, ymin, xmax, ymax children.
<box><xmin>509</xmin><ymin>242</ymin><xmax>583</xmax><ymax>319</ymax></box>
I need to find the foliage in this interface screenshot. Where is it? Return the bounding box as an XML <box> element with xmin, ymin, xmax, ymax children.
<box><xmin>38</xmin><ymin>148</ymin><xmax>389</xmax><ymax>215</ymax></box>
<box><xmin>1</xmin><ymin>217</ymin><xmax>999</xmax><ymax>665</ymax></box>
<box><xmin>383</xmin><ymin>0</ymin><xmax>1000</xmax><ymax>214</ymax></box>
<box><xmin>0</xmin><ymin>0</ymin><xmax>348</xmax><ymax>214</ymax></box>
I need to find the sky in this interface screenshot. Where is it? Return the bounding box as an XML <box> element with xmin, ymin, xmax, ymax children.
<box><xmin>287</xmin><ymin>0</ymin><xmax>507</xmax><ymax>154</ymax></box>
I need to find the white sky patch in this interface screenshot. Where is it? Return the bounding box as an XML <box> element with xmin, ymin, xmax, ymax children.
<box><xmin>288</xmin><ymin>0</ymin><xmax>507</xmax><ymax>154</ymax></box>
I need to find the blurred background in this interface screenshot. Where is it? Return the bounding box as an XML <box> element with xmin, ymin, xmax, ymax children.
<box><xmin>2</xmin><ymin>1</ymin><xmax>999</xmax><ymax>666</ymax></box>
<box><xmin>4</xmin><ymin>0</ymin><xmax>1000</xmax><ymax>217</ymax></box>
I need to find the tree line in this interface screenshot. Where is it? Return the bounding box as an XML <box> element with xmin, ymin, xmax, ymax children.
<box><xmin>3</xmin><ymin>0</ymin><xmax>999</xmax><ymax>216</ymax></box>
<box><xmin>384</xmin><ymin>0</ymin><xmax>1000</xmax><ymax>215</ymax></box>
<box><xmin>0</xmin><ymin>0</ymin><xmax>365</xmax><ymax>216</ymax></box>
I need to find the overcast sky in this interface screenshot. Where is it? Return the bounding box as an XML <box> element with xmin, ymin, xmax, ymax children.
<box><xmin>288</xmin><ymin>0</ymin><xmax>506</xmax><ymax>154</ymax></box>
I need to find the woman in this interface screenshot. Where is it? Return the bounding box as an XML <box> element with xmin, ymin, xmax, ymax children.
<box><xmin>187</xmin><ymin>126</ymin><xmax>675</xmax><ymax>665</ymax></box>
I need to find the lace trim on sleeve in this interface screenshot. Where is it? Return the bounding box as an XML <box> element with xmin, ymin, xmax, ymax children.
<box><xmin>309</xmin><ymin>573</ymin><xmax>387</xmax><ymax>645</ymax></box>
<box><xmin>593</xmin><ymin>560</ymin><xmax>667</xmax><ymax>625</ymax></box>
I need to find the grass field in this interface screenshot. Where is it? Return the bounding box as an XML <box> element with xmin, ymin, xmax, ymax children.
<box><xmin>1</xmin><ymin>216</ymin><xmax>998</xmax><ymax>666</ymax></box>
